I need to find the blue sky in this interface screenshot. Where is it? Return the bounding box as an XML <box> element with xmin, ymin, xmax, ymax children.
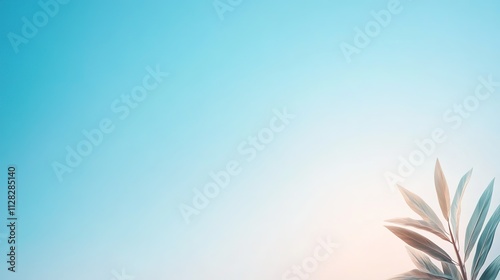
<box><xmin>1</xmin><ymin>1</ymin><xmax>500</xmax><ymax>279</ymax></box>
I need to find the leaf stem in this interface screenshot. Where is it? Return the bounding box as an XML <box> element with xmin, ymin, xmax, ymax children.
<box><xmin>448</xmin><ymin>223</ymin><xmax>467</xmax><ymax>280</ymax></box>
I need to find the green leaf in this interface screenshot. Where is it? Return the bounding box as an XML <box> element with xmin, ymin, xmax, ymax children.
<box><xmin>472</xmin><ymin>204</ymin><xmax>500</xmax><ymax>280</ymax></box>
<box><xmin>406</xmin><ymin>246</ymin><xmax>443</xmax><ymax>275</ymax></box>
<box><xmin>479</xmin><ymin>255</ymin><xmax>500</xmax><ymax>280</ymax></box>
<box><xmin>442</xmin><ymin>262</ymin><xmax>462</xmax><ymax>280</ymax></box>
<box><xmin>435</xmin><ymin>160</ymin><xmax>451</xmax><ymax>221</ymax></box>
<box><xmin>464</xmin><ymin>180</ymin><xmax>494</xmax><ymax>261</ymax></box>
<box><xmin>385</xmin><ymin>226</ymin><xmax>454</xmax><ymax>264</ymax></box>
<box><xmin>398</xmin><ymin>185</ymin><xmax>447</xmax><ymax>233</ymax></box>
<box><xmin>386</xmin><ymin>218</ymin><xmax>449</xmax><ymax>242</ymax></box>
<box><xmin>450</xmin><ymin>169</ymin><xmax>473</xmax><ymax>245</ymax></box>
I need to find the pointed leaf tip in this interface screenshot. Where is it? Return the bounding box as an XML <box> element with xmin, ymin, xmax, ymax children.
<box><xmin>385</xmin><ymin>225</ymin><xmax>454</xmax><ymax>264</ymax></box>
<box><xmin>435</xmin><ymin>159</ymin><xmax>451</xmax><ymax>221</ymax></box>
<box><xmin>465</xmin><ymin>181</ymin><xmax>495</xmax><ymax>261</ymax></box>
<box><xmin>450</xmin><ymin>168</ymin><xmax>473</xmax><ymax>246</ymax></box>
<box><xmin>472</xmin><ymin>204</ymin><xmax>500</xmax><ymax>280</ymax></box>
<box><xmin>397</xmin><ymin>185</ymin><xmax>447</xmax><ymax>234</ymax></box>
<box><xmin>479</xmin><ymin>255</ymin><xmax>500</xmax><ymax>280</ymax></box>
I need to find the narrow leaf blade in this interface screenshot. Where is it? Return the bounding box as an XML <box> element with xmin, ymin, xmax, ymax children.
<box><xmin>442</xmin><ymin>262</ymin><xmax>462</xmax><ymax>280</ymax></box>
<box><xmin>386</xmin><ymin>218</ymin><xmax>449</xmax><ymax>242</ymax></box>
<box><xmin>472</xmin><ymin>204</ymin><xmax>500</xmax><ymax>280</ymax></box>
<box><xmin>398</xmin><ymin>185</ymin><xmax>447</xmax><ymax>233</ymax></box>
<box><xmin>464</xmin><ymin>180</ymin><xmax>494</xmax><ymax>261</ymax></box>
<box><xmin>479</xmin><ymin>255</ymin><xmax>500</xmax><ymax>280</ymax></box>
<box><xmin>435</xmin><ymin>159</ymin><xmax>451</xmax><ymax>221</ymax></box>
<box><xmin>385</xmin><ymin>226</ymin><xmax>454</xmax><ymax>264</ymax></box>
<box><xmin>450</xmin><ymin>169</ymin><xmax>473</xmax><ymax>245</ymax></box>
<box><xmin>406</xmin><ymin>246</ymin><xmax>443</xmax><ymax>275</ymax></box>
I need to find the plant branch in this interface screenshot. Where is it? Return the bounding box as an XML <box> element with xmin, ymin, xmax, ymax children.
<box><xmin>448</xmin><ymin>222</ymin><xmax>467</xmax><ymax>280</ymax></box>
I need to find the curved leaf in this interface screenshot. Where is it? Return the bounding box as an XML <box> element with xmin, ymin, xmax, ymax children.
<box><xmin>479</xmin><ymin>255</ymin><xmax>500</xmax><ymax>280</ymax></box>
<box><xmin>450</xmin><ymin>169</ymin><xmax>473</xmax><ymax>245</ymax></box>
<box><xmin>435</xmin><ymin>160</ymin><xmax>451</xmax><ymax>221</ymax></box>
<box><xmin>406</xmin><ymin>246</ymin><xmax>443</xmax><ymax>276</ymax></box>
<box><xmin>386</xmin><ymin>218</ymin><xmax>449</xmax><ymax>242</ymax></box>
<box><xmin>398</xmin><ymin>185</ymin><xmax>447</xmax><ymax>233</ymax></box>
<box><xmin>464</xmin><ymin>180</ymin><xmax>494</xmax><ymax>261</ymax></box>
<box><xmin>472</xmin><ymin>204</ymin><xmax>500</xmax><ymax>280</ymax></box>
<box><xmin>442</xmin><ymin>262</ymin><xmax>462</xmax><ymax>280</ymax></box>
<box><xmin>385</xmin><ymin>226</ymin><xmax>454</xmax><ymax>264</ymax></box>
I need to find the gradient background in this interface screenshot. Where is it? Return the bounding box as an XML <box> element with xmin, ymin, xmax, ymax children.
<box><xmin>1</xmin><ymin>0</ymin><xmax>500</xmax><ymax>279</ymax></box>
